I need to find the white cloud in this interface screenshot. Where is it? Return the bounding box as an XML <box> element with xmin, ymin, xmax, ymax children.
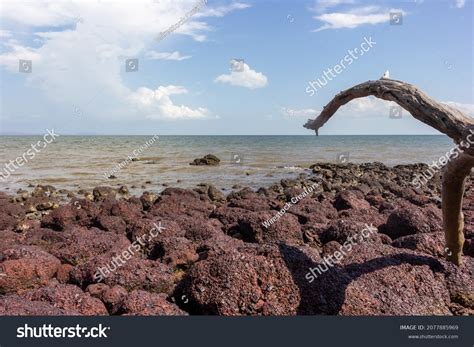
<box><xmin>146</xmin><ymin>50</ymin><xmax>191</xmax><ymax>61</ymax></box>
<box><xmin>290</xmin><ymin>97</ymin><xmax>401</xmax><ymax>121</ymax></box>
<box><xmin>196</xmin><ymin>2</ymin><xmax>251</xmax><ymax>18</ymax></box>
<box><xmin>314</xmin><ymin>98</ymin><xmax>474</xmax><ymax>120</ymax></box>
<box><xmin>313</xmin><ymin>6</ymin><xmax>407</xmax><ymax>31</ymax></box>
<box><xmin>443</xmin><ymin>101</ymin><xmax>474</xmax><ymax>116</ymax></box>
<box><xmin>311</xmin><ymin>0</ymin><xmax>356</xmax><ymax>13</ymax></box>
<box><xmin>0</xmin><ymin>39</ymin><xmax>40</xmax><ymax>72</ymax></box>
<box><xmin>0</xmin><ymin>0</ymin><xmax>248</xmax><ymax>122</ymax></box>
<box><xmin>215</xmin><ymin>59</ymin><xmax>268</xmax><ymax>89</ymax></box>
<box><xmin>281</xmin><ymin>107</ymin><xmax>319</xmax><ymax>119</ymax></box>
<box><xmin>129</xmin><ymin>85</ymin><xmax>210</xmax><ymax>120</ymax></box>
<box><xmin>338</xmin><ymin>96</ymin><xmax>400</xmax><ymax>118</ymax></box>
<box><xmin>285</xmin><ymin>97</ymin><xmax>397</xmax><ymax>120</ymax></box>
<box><xmin>454</xmin><ymin>0</ymin><xmax>466</xmax><ymax>8</ymax></box>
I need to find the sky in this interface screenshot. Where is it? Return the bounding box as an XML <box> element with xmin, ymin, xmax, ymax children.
<box><xmin>0</xmin><ymin>0</ymin><xmax>472</xmax><ymax>135</ymax></box>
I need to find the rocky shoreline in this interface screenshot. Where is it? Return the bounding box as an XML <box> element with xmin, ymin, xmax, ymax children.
<box><xmin>0</xmin><ymin>162</ymin><xmax>473</xmax><ymax>316</ymax></box>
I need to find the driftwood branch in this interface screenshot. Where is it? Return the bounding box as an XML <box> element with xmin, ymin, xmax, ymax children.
<box><xmin>304</xmin><ymin>79</ymin><xmax>474</xmax><ymax>265</ymax></box>
<box><xmin>442</xmin><ymin>153</ymin><xmax>474</xmax><ymax>265</ymax></box>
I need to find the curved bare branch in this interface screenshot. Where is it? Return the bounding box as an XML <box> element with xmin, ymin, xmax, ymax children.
<box><xmin>304</xmin><ymin>79</ymin><xmax>474</xmax><ymax>150</ymax></box>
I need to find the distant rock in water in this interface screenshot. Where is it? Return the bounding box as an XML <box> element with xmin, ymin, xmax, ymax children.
<box><xmin>190</xmin><ymin>154</ymin><xmax>220</xmax><ymax>166</ymax></box>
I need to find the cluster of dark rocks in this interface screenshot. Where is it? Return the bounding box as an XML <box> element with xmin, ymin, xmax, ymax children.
<box><xmin>0</xmin><ymin>162</ymin><xmax>472</xmax><ymax>316</ymax></box>
<box><xmin>189</xmin><ymin>154</ymin><xmax>220</xmax><ymax>166</ymax></box>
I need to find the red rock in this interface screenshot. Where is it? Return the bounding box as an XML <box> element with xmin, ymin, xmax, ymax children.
<box><xmin>101</xmin><ymin>285</ymin><xmax>128</xmax><ymax>314</ymax></box>
<box><xmin>0</xmin><ymin>246</ymin><xmax>60</xmax><ymax>294</ymax></box>
<box><xmin>197</xmin><ymin>232</ymin><xmax>246</xmax><ymax>258</ymax></box>
<box><xmin>302</xmin><ymin>243</ymin><xmax>451</xmax><ymax>315</ymax></box>
<box><xmin>381</xmin><ymin>202</ymin><xmax>443</xmax><ymax>239</ymax></box>
<box><xmin>71</xmin><ymin>256</ymin><xmax>176</xmax><ymax>294</ymax></box>
<box><xmin>56</xmin><ymin>264</ymin><xmax>74</xmax><ymax>283</ymax></box>
<box><xmin>86</xmin><ymin>283</ymin><xmax>110</xmax><ymax>298</ymax></box>
<box><xmin>151</xmin><ymin>237</ymin><xmax>199</xmax><ymax>267</ymax></box>
<box><xmin>41</xmin><ymin>205</ymin><xmax>76</xmax><ymax>231</ymax></box>
<box><xmin>227</xmin><ymin>188</ymin><xmax>276</xmax><ymax>212</ymax></box>
<box><xmin>211</xmin><ymin>206</ymin><xmax>251</xmax><ymax>231</ymax></box>
<box><xmin>318</xmin><ymin>219</ymin><xmax>383</xmax><ymax>245</ymax></box>
<box><xmin>334</xmin><ymin>190</ymin><xmax>370</xmax><ymax>211</ymax></box>
<box><xmin>175</xmin><ymin>244</ymin><xmax>319</xmax><ymax>315</ymax></box>
<box><xmin>119</xmin><ymin>290</ymin><xmax>187</xmax><ymax>315</ymax></box>
<box><xmin>46</xmin><ymin>226</ymin><xmax>131</xmax><ymax>266</ymax></box>
<box><xmin>0</xmin><ymin>197</ymin><xmax>25</xmax><ymax>218</ymax></box>
<box><xmin>231</xmin><ymin>210</ymin><xmax>303</xmax><ymax>244</ymax></box>
<box><xmin>149</xmin><ymin>189</ymin><xmax>214</xmax><ymax>218</ymax></box>
<box><xmin>287</xmin><ymin>198</ymin><xmax>338</xmax><ymax>225</ymax></box>
<box><xmin>95</xmin><ymin>215</ymin><xmax>127</xmax><ymax>235</ymax></box>
<box><xmin>443</xmin><ymin>257</ymin><xmax>474</xmax><ymax>312</ymax></box>
<box><xmin>0</xmin><ymin>230</ymin><xmax>23</xmax><ymax>251</ymax></box>
<box><xmin>0</xmin><ymin>213</ymin><xmax>17</xmax><ymax>231</ymax></box>
<box><xmin>392</xmin><ymin>232</ymin><xmax>446</xmax><ymax>257</ymax></box>
<box><xmin>176</xmin><ymin>215</ymin><xmax>223</xmax><ymax>242</ymax></box>
<box><xmin>110</xmin><ymin>200</ymin><xmax>142</xmax><ymax>225</ymax></box>
<box><xmin>0</xmin><ymin>295</ymin><xmax>75</xmax><ymax>315</ymax></box>
<box><xmin>22</xmin><ymin>283</ymin><xmax>108</xmax><ymax>315</ymax></box>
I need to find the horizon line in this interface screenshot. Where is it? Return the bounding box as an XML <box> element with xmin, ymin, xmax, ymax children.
<box><xmin>0</xmin><ymin>134</ymin><xmax>446</xmax><ymax>136</ymax></box>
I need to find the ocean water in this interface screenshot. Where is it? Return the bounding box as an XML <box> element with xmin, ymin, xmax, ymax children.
<box><xmin>0</xmin><ymin>135</ymin><xmax>454</xmax><ymax>195</ymax></box>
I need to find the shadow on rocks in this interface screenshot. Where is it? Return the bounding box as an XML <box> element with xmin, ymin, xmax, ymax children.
<box><xmin>278</xmin><ymin>243</ymin><xmax>444</xmax><ymax>315</ymax></box>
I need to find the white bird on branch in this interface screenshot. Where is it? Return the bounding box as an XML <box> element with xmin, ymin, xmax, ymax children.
<box><xmin>381</xmin><ymin>70</ymin><xmax>390</xmax><ymax>79</ymax></box>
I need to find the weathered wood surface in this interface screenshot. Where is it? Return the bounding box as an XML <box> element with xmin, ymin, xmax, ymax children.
<box><xmin>304</xmin><ymin>79</ymin><xmax>474</xmax><ymax>265</ymax></box>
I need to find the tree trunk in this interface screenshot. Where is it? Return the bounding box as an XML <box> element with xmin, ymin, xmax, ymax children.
<box><xmin>303</xmin><ymin>79</ymin><xmax>474</xmax><ymax>265</ymax></box>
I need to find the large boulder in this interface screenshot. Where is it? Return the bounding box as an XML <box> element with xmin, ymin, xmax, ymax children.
<box><xmin>380</xmin><ymin>203</ymin><xmax>443</xmax><ymax>239</ymax></box>
<box><xmin>175</xmin><ymin>245</ymin><xmax>307</xmax><ymax>315</ymax></box>
<box><xmin>0</xmin><ymin>246</ymin><xmax>60</xmax><ymax>294</ymax></box>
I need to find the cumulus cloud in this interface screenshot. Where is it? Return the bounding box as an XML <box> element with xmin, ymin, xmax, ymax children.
<box><xmin>215</xmin><ymin>59</ymin><xmax>268</xmax><ymax>89</ymax></box>
<box><xmin>312</xmin><ymin>5</ymin><xmax>407</xmax><ymax>31</ymax></box>
<box><xmin>146</xmin><ymin>51</ymin><xmax>191</xmax><ymax>61</ymax></box>
<box><xmin>454</xmin><ymin>0</ymin><xmax>466</xmax><ymax>8</ymax></box>
<box><xmin>129</xmin><ymin>85</ymin><xmax>210</xmax><ymax>120</ymax></box>
<box><xmin>0</xmin><ymin>39</ymin><xmax>40</xmax><ymax>72</ymax></box>
<box><xmin>0</xmin><ymin>0</ymin><xmax>248</xmax><ymax>123</ymax></box>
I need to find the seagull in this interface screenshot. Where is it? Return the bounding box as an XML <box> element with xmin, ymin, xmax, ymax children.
<box><xmin>381</xmin><ymin>70</ymin><xmax>390</xmax><ymax>79</ymax></box>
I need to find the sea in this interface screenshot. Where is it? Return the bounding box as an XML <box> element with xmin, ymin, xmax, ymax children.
<box><xmin>0</xmin><ymin>135</ymin><xmax>454</xmax><ymax>195</ymax></box>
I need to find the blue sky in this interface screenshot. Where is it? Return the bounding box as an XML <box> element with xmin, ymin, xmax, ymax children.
<box><xmin>0</xmin><ymin>0</ymin><xmax>472</xmax><ymax>135</ymax></box>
